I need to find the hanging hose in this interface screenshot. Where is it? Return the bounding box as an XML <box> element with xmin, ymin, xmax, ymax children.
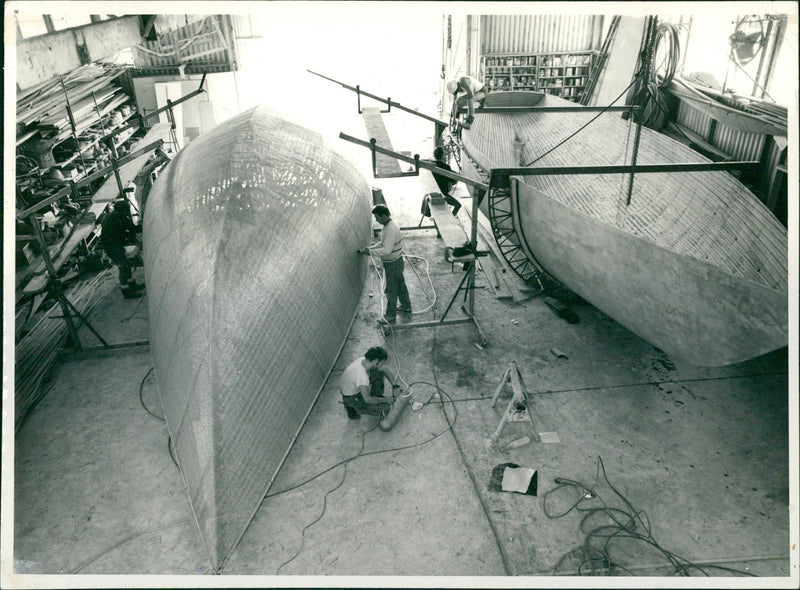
<box><xmin>628</xmin><ymin>19</ymin><xmax>683</xmax><ymax>130</ymax></box>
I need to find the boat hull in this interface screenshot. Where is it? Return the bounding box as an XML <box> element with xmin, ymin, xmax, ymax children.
<box><xmin>514</xmin><ymin>180</ymin><xmax>787</xmax><ymax>365</ymax></box>
<box><xmin>461</xmin><ymin>91</ymin><xmax>787</xmax><ymax>366</ymax></box>
<box><xmin>143</xmin><ymin>105</ymin><xmax>372</xmax><ymax>569</ymax></box>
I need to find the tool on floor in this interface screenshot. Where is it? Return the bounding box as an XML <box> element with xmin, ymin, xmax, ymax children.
<box><xmin>379</xmin><ymin>389</ymin><xmax>412</xmax><ymax>431</ymax></box>
<box><xmin>490</xmin><ymin>361</ymin><xmax>541</xmax><ymax>444</ymax></box>
<box><xmin>500</xmin><ymin>435</ymin><xmax>531</xmax><ymax>452</ymax></box>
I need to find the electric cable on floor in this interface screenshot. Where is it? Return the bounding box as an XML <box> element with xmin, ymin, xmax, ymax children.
<box><xmin>138</xmin><ymin>366</ymin><xmax>163</xmax><ymax>420</ymax></box>
<box><xmin>262</xmin><ymin>386</ymin><xmax>457</xmax><ymax>501</ymax></box>
<box><xmin>543</xmin><ymin>456</ymin><xmax>758</xmax><ymax>576</ymax></box>
<box><xmin>138</xmin><ymin>365</ymin><xmax>180</xmax><ymax>467</ymax></box>
<box><xmin>71</xmin><ymin>518</ymin><xmax>195</xmax><ymax>574</ymax></box>
<box><xmin>273</xmin><ymin>427</ymin><xmax>367</xmax><ymax>575</ymax></box>
<box><xmin>264</xmin><ymin>344</ymin><xmax>459</xmax><ymax>574</ymax></box>
<box><xmin>364</xmin><ymin>250</ymin><xmax>437</xmax><ymax>325</ymax></box>
<box><xmin>363</xmin><ymin>249</ymin><xmax>437</xmax><ymax>387</ymax></box>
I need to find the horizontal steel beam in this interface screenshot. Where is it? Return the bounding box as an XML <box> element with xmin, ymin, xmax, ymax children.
<box><xmin>140</xmin><ymin>73</ymin><xmax>207</xmax><ymax>121</ymax></box>
<box><xmin>478</xmin><ymin>105</ymin><xmax>638</xmax><ymax>113</ymax></box>
<box><xmin>339</xmin><ymin>132</ymin><xmax>490</xmax><ymax>191</ymax></box>
<box><xmin>74</xmin><ymin>139</ymin><xmax>165</xmax><ymax>188</ymax></box>
<box><xmin>309</xmin><ymin>69</ymin><xmax>448</xmax><ymax>127</ymax></box>
<box><xmin>387</xmin><ymin>318</ymin><xmax>474</xmax><ymax>331</ymax></box>
<box><xmin>16</xmin><ymin>186</ymin><xmax>73</xmax><ymax>219</ymax></box>
<box><xmin>491</xmin><ymin>161</ymin><xmax>760</xmax><ymax>176</ymax></box>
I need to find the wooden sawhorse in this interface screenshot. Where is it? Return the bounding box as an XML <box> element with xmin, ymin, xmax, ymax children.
<box><xmin>490</xmin><ymin>361</ymin><xmax>540</xmax><ymax>445</ymax></box>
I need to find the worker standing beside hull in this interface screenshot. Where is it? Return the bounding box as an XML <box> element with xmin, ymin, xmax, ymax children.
<box><xmin>358</xmin><ymin>204</ymin><xmax>412</xmax><ymax>322</ymax></box>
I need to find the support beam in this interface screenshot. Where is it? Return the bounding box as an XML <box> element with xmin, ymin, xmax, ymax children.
<box><xmin>308</xmin><ymin>70</ymin><xmax>448</xmax><ymax>127</ymax></box>
<box><xmin>490</xmin><ymin>161</ymin><xmax>759</xmax><ymax>177</ymax></box>
<box><xmin>338</xmin><ymin>132</ymin><xmax>489</xmax><ymax>190</ymax></box>
<box><xmin>140</xmin><ymin>74</ymin><xmax>207</xmax><ymax>123</ymax></box>
<box><xmin>477</xmin><ymin>105</ymin><xmax>637</xmax><ymax>113</ymax></box>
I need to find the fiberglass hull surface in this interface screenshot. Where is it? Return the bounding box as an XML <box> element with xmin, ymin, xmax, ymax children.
<box><xmin>143</xmin><ymin>105</ymin><xmax>372</xmax><ymax>569</ymax></box>
<box><xmin>462</xmin><ymin>91</ymin><xmax>787</xmax><ymax>366</ymax></box>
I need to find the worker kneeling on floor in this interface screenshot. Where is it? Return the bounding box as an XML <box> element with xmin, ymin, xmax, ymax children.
<box><xmin>340</xmin><ymin>346</ymin><xmax>403</xmax><ymax>420</ymax></box>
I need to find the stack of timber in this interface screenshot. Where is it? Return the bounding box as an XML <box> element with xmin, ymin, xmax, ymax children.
<box><xmin>16</xmin><ymin>63</ymin><xmax>131</xmax><ymax>145</ymax></box>
<box><xmin>667</xmin><ymin>76</ymin><xmax>787</xmax><ymax>137</ymax></box>
<box><xmin>460</xmin><ymin>91</ymin><xmax>787</xmax><ymax>366</ymax></box>
<box><xmin>144</xmin><ymin>104</ymin><xmax>372</xmax><ymax>571</ymax></box>
<box><xmin>14</xmin><ymin>269</ymin><xmax>115</xmax><ymax>432</ymax></box>
<box><xmin>18</xmin><ymin>123</ymin><xmax>172</xmax><ymax>298</ymax></box>
<box><xmin>677</xmin><ymin>76</ymin><xmax>788</xmax><ymax>135</ymax></box>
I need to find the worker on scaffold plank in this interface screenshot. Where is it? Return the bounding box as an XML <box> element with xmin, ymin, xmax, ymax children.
<box><xmin>422</xmin><ymin>145</ymin><xmax>462</xmax><ymax>216</ymax></box>
<box><xmin>446</xmin><ymin>75</ymin><xmax>488</xmax><ymax>128</ymax></box>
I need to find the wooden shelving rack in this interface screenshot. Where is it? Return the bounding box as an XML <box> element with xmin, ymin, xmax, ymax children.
<box><xmin>480</xmin><ymin>50</ymin><xmax>599</xmax><ymax>102</ymax></box>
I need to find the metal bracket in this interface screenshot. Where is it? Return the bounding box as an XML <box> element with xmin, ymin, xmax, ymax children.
<box><xmin>369</xmin><ymin>138</ymin><xmax>420</xmax><ymax>179</ymax></box>
<box><xmin>357</xmin><ymin>85</ymin><xmax>391</xmax><ymax>114</ymax></box>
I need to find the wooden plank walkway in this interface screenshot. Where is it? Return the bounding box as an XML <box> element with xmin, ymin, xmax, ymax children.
<box><xmin>88</xmin><ymin>122</ymin><xmax>172</xmax><ymax>217</ymax></box>
<box><xmin>428</xmin><ymin>197</ymin><xmax>468</xmax><ymax>249</ymax></box>
<box><xmin>361</xmin><ymin>107</ymin><xmax>403</xmax><ymax>177</ymax></box>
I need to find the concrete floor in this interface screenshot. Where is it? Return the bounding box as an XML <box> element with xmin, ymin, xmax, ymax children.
<box><xmin>8</xmin><ymin>110</ymin><xmax>797</xmax><ymax>587</ymax></box>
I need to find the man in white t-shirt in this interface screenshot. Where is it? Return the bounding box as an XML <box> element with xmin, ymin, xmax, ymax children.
<box><xmin>446</xmin><ymin>75</ymin><xmax>488</xmax><ymax>126</ymax></box>
<box><xmin>339</xmin><ymin>346</ymin><xmax>403</xmax><ymax>419</ymax></box>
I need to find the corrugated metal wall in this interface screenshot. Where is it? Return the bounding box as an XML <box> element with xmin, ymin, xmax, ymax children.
<box><xmin>133</xmin><ymin>16</ymin><xmax>234</xmax><ymax>75</ymax></box>
<box><xmin>231</xmin><ymin>14</ymin><xmax>261</xmax><ymax>39</ymax></box>
<box><xmin>480</xmin><ymin>15</ymin><xmax>604</xmax><ymax>54</ymax></box>
<box><xmin>714</xmin><ymin>125</ymin><xmax>766</xmax><ymax>162</ymax></box>
<box><xmin>676</xmin><ymin>100</ymin><xmax>712</xmax><ymax>139</ymax></box>
<box><xmin>676</xmin><ymin>100</ymin><xmax>766</xmax><ymax>161</ymax></box>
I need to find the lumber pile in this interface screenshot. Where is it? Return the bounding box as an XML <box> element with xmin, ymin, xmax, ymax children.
<box><xmin>16</xmin><ymin>63</ymin><xmax>132</xmax><ymax>145</ymax></box>
<box><xmin>14</xmin><ymin>269</ymin><xmax>116</xmax><ymax>433</ymax></box>
<box><xmin>673</xmin><ymin>75</ymin><xmax>787</xmax><ymax>135</ymax></box>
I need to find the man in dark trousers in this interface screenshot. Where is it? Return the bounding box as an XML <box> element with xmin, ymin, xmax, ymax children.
<box><xmin>101</xmin><ymin>199</ymin><xmax>144</xmax><ymax>298</ymax></box>
<box><xmin>358</xmin><ymin>204</ymin><xmax>412</xmax><ymax>322</ymax></box>
<box><xmin>428</xmin><ymin>146</ymin><xmax>461</xmax><ymax>215</ymax></box>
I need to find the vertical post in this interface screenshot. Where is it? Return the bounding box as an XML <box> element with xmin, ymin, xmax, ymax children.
<box><xmin>110</xmin><ymin>150</ymin><xmax>125</xmax><ymax>199</ymax></box>
<box><xmin>752</xmin><ymin>17</ymin><xmax>774</xmax><ymax>98</ymax></box>
<box><xmin>466</xmin><ymin>168</ymin><xmax>481</xmax><ymax>316</ymax></box>
<box><xmin>60</xmin><ymin>75</ymin><xmax>78</xmax><ymax>134</ymax></box>
<box><xmin>434</xmin><ymin>122</ymin><xmax>446</xmax><ymax>147</ymax></box>
<box><xmin>28</xmin><ymin>214</ymin><xmax>83</xmax><ymax>349</ymax></box>
<box><xmin>626</xmin><ymin>16</ymin><xmax>656</xmax><ymax>206</ymax></box>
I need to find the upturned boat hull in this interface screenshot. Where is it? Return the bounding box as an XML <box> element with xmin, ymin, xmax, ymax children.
<box><xmin>461</xmin><ymin>91</ymin><xmax>787</xmax><ymax>366</ymax></box>
<box><xmin>143</xmin><ymin>105</ymin><xmax>372</xmax><ymax>569</ymax></box>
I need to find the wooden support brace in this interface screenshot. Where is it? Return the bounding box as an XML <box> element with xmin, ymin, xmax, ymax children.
<box><xmin>490</xmin><ymin>361</ymin><xmax>541</xmax><ymax>444</ymax></box>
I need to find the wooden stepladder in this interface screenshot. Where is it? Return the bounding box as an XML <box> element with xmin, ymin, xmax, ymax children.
<box><xmin>490</xmin><ymin>361</ymin><xmax>540</xmax><ymax>444</ymax></box>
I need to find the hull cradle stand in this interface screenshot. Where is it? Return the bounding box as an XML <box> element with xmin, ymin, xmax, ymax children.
<box><xmin>385</xmin><ymin>250</ymin><xmax>489</xmax><ymax>348</ymax></box>
<box><xmin>338</xmin><ymin>132</ymin><xmax>491</xmax><ymax>346</ymax></box>
<box><xmin>486</xmin><ymin>171</ymin><xmax>546</xmax><ymax>290</ymax></box>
